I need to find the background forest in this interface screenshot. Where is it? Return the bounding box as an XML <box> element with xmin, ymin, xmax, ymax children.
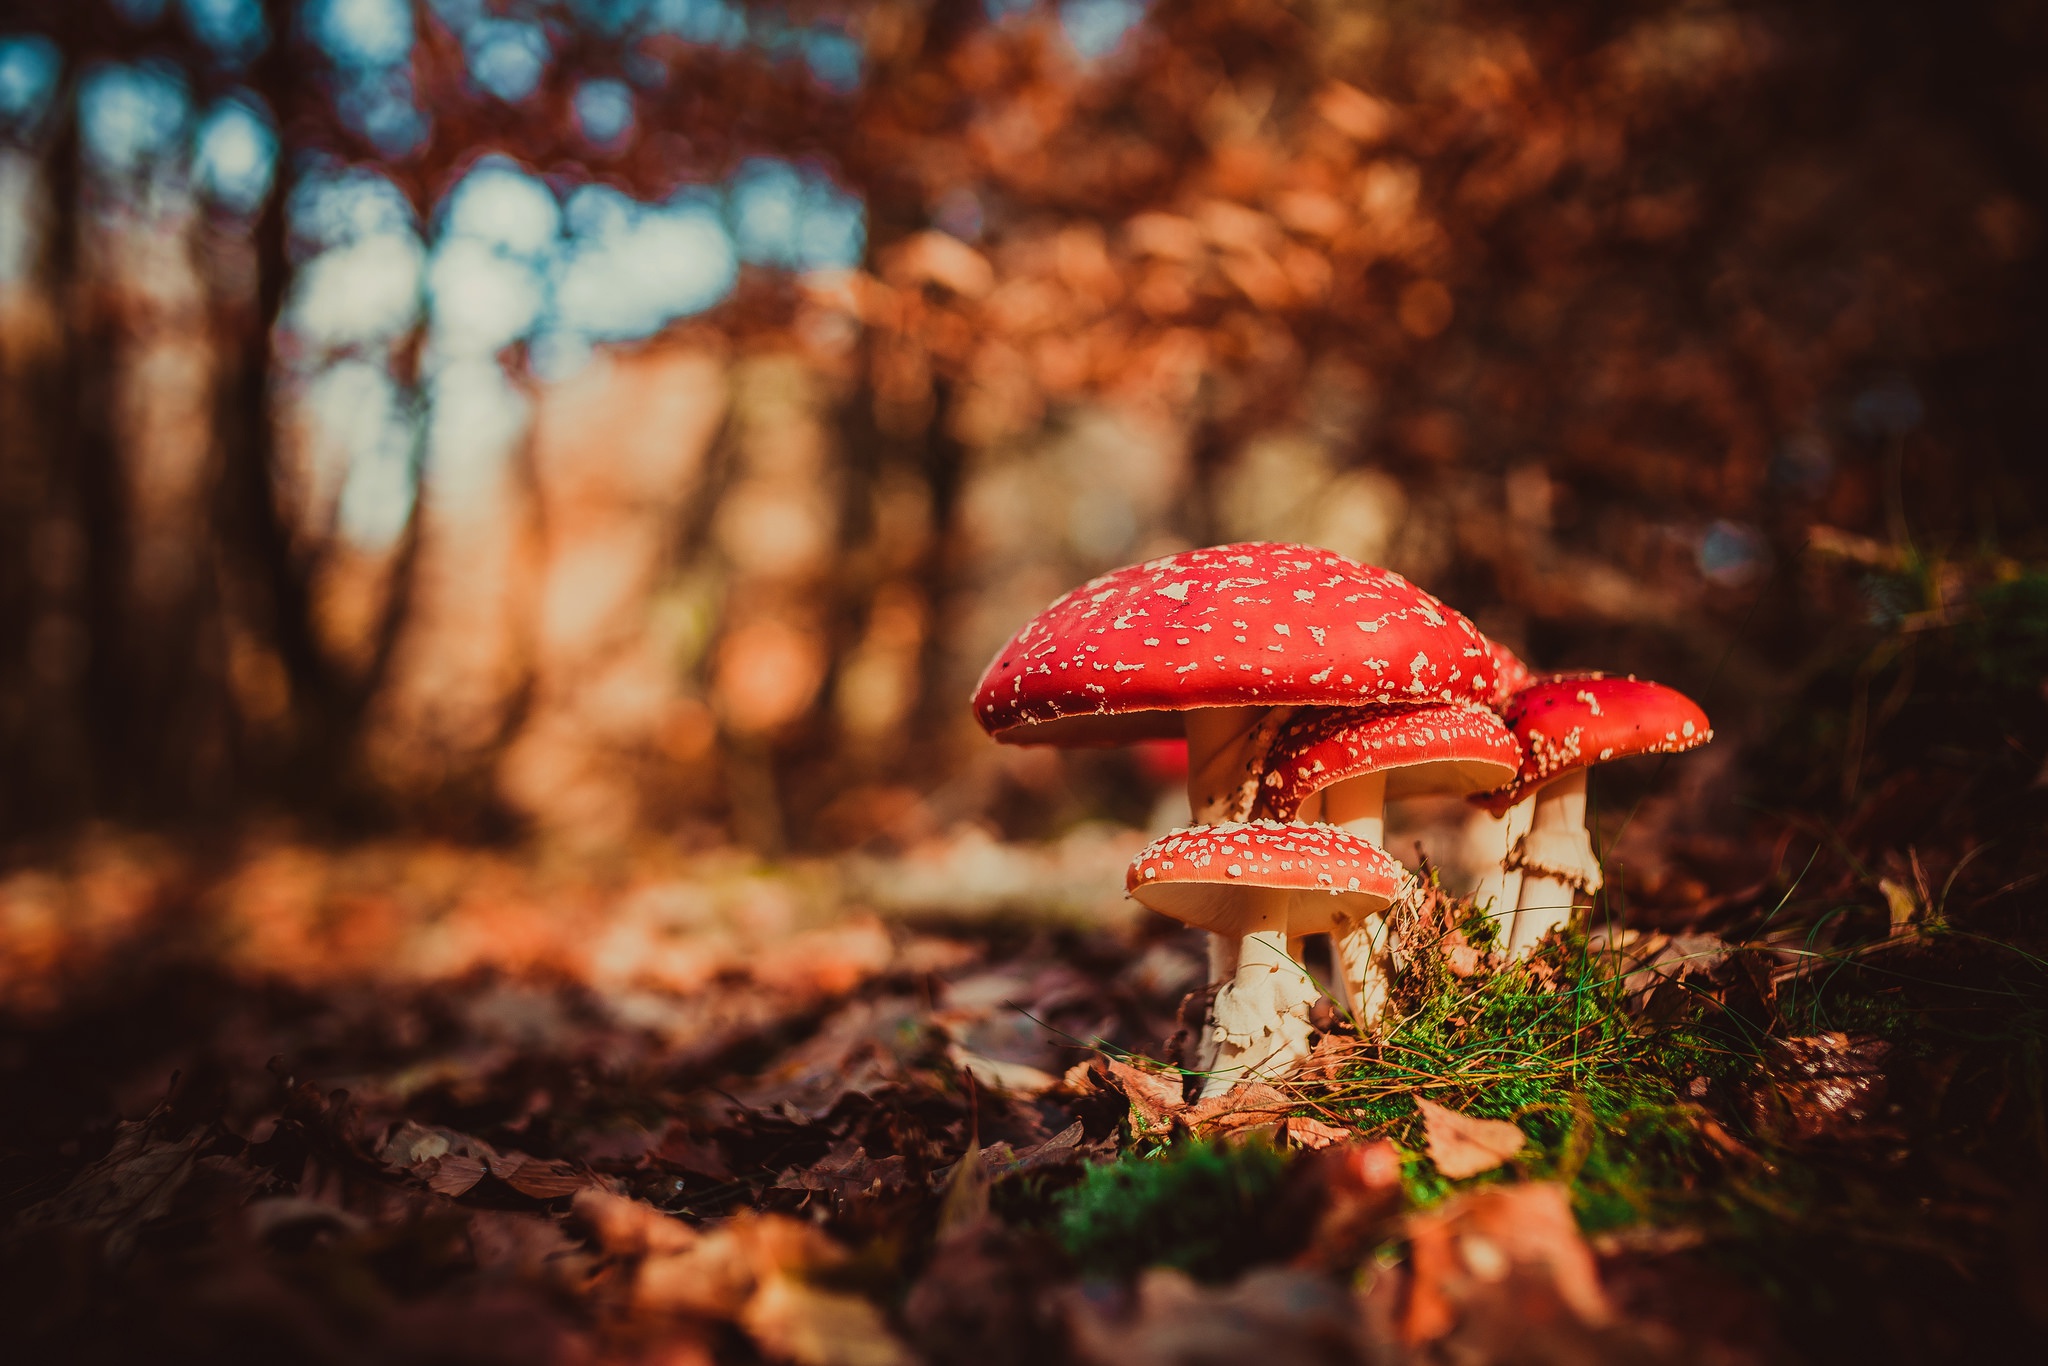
<box><xmin>2</xmin><ymin>2</ymin><xmax>2047</xmax><ymax>1363</ymax></box>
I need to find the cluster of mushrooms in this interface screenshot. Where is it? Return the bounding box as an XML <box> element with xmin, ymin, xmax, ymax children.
<box><xmin>970</xmin><ymin>542</ymin><xmax>1712</xmax><ymax>1096</ymax></box>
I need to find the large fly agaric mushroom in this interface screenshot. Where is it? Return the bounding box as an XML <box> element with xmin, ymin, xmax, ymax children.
<box><xmin>970</xmin><ymin>541</ymin><xmax>1495</xmax><ymax>1052</ymax></box>
<box><xmin>1126</xmin><ymin>820</ymin><xmax>1408</xmax><ymax>1093</ymax></box>
<box><xmin>1474</xmin><ymin>676</ymin><xmax>1713</xmax><ymax>956</ymax></box>
<box><xmin>1252</xmin><ymin>703</ymin><xmax>1521</xmax><ymax>1024</ymax></box>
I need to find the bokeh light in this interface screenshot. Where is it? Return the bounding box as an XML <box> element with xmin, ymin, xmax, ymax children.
<box><xmin>1061</xmin><ymin>0</ymin><xmax>1149</xmax><ymax>61</ymax></box>
<box><xmin>79</xmin><ymin>62</ymin><xmax>192</xmax><ymax>179</ymax></box>
<box><xmin>466</xmin><ymin>19</ymin><xmax>551</xmax><ymax>102</ymax></box>
<box><xmin>180</xmin><ymin>0</ymin><xmax>270</xmax><ymax>67</ymax></box>
<box><xmin>0</xmin><ymin>34</ymin><xmax>61</xmax><ymax>138</ymax></box>
<box><xmin>192</xmin><ymin>94</ymin><xmax>277</xmax><ymax>214</ymax></box>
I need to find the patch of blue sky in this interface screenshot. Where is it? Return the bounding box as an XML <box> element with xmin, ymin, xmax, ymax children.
<box><xmin>548</xmin><ymin>185</ymin><xmax>736</xmax><ymax>346</ymax></box>
<box><xmin>428</xmin><ymin>237</ymin><xmax>546</xmax><ymax>363</ymax></box>
<box><xmin>181</xmin><ymin>0</ymin><xmax>269</xmax><ymax>66</ymax></box>
<box><xmin>290</xmin><ymin>163</ymin><xmax>418</xmax><ymax>251</ymax></box>
<box><xmin>439</xmin><ymin>158</ymin><xmax>561</xmax><ymax>257</ymax></box>
<box><xmin>467</xmin><ymin>19</ymin><xmax>550</xmax><ymax>102</ymax></box>
<box><xmin>426</xmin><ymin>160</ymin><xmax>558</xmax><ymax>365</ymax></box>
<box><xmin>193</xmin><ymin>94</ymin><xmax>277</xmax><ymax>214</ymax></box>
<box><xmin>286</xmin><ymin>164</ymin><xmax>425</xmax><ymax>353</ymax></box>
<box><xmin>1061</xmin><ymin>0</ymin><xmax>1147</xmax><ymax>60</ymax></box>
<box><xmin>290</xmin><ymin>230</ymin><xmax>426</xmax><ymax>350</ymax></box>
<box><xmin>0</xmin><ymin>35</ymin><xmax>61</xmax><ymax>135</ymax></box>
<box><xmin>575</xmin><ymin>79</ymin><xmax>635</xmax><ymax>145</ymax></box>
<box><xmin>798</xmin><ymin>28</ymin><xmax>862</xmax><ymax>93</ymax></box>
<box><xmin>309</xmin><ymin>0</ymin><xmax>415</xmax><ymax>71</ymax></box>
<box><xmin>79</xmin><ymin>62</ymin><xmax>192</xmax><ymax>178</ymax></box>
<box><xmin>336</xmin><ymin>66</ymin><xmax>430</xmax><ymax>157</ymax></box>
<box><xmin>729</xmin><ymin>158</ymin><xmax>865</xmax><ymax>270</ymax></box>
<box><xmin>645</xmin><ymin>0</ymin><xmax>748</xmax><ymax>49</ymax></box>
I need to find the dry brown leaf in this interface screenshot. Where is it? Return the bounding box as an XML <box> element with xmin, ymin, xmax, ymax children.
<box><xmin>1416</xmin><ymin>1096</ymin><xmax>1526</xmax><ymax>1178</ymax></box>
<box><xmin>574</xmin><ymin>1188</ymin><xmax>699</xmax><ymax>1257</ymax></box>
<box><xmin>636</xmin><ymin>1212</ymin><xmax>844</xmax><ymax>1319</ymax></box>
<box><xmin>1184</xmin><ymin>1082</ymin><xmax>1292</xmax><ymax>1138</ymax></box>
<box><xmin>946</xmin><ymin>1042</ymin><xmax>1059</xmax><ymax>1097</ymax></box>
<box><xmin>742</xmin><ymin>1273</ymin><xmax>914</xmax><ymax>1366</ymax></box>
<box><xmin>16</xmin><ymin>1120</ymin><xmax>206</xmax><ymax>1263</ymax></box>
<box><xmin>498</xmin><ymin>1157</ymin><xmax>592</xmax><ymax>1199</ymax></box>
<box><xmin>935</xmin><ymin>1142</ymin><xmax>990</xmax><ymax>1237</ymax></box>
<box><xmin>424</xmin><ymin>1153</ymin><xmax>487</xmax><ymax>1197</ymax></box>
<box><xmin>1401</xmin><ymin>1183</ymin><xmax>1609</xmax><ymax>1345</ymax></box>
<box><xmin>1102</xmin><ymin>1057</ymin><xmax>1186</xmax><ymax>1131</ymax></box>
<box><xmin>1284</xmin><ymin>1114</ymin><xmax>1353</xmax><ymax>1150</ymax></box>
<box><xmin>1060</xmin><ymin>1059</ymin><xmax>1102</xmax><ymax>1094</ymax></box>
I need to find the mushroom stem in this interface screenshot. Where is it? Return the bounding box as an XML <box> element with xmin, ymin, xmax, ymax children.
<box><xmin>1468</xmin><ymin>795</ymin><xmax>1534</xmax><ymax>946</ymax></box>
<box><xmin>1180</xmin><ymin>706</ymin><xmax>1268</xmax><ymax>1074</ymax></box>
<box><xmin>1320</xmin><ymin>770</ymin><xmax>1393</xmax><ymax>1029</ymax></box>
<box><xmin>1199</xmin><ymin>894</ymin><xmax>1319</xmax><ymax>1098</ymax></box>
<box><xmin>1183</xmin><ymin>706</ymin><xmax>1272</xmax><ymax>823</ymax></box>
<box><xmin>1506</xmin><ymin>769</ymin><xmax>1604</xmax><ymax>956</ymax></box>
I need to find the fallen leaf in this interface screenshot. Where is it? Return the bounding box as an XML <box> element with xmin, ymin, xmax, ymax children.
<box><xmin>1065</xmin><ymin>1264</ymin><xmax>1364</xmax><ymax>1364</ymax></box>
<box><xmin>742</xmin><ymin>1273</ymin><xmax>915</xmax><ymax>1366</ymax></box>
<box><xmin>1183</xmin><ymin>1081</ymin><xmax>1293</xmax><ymax>1138</ymax></box>
<box><xmin>467</xmin><ymin>1209</ymin><xmax>582</xmax><ymax>1279</ymax></box>
<box><xmin>777</xmin><ymin>1138</ymin><xmax>913</xmax><ymax>1203</ymax></box>
<box><xmin>1290</xmin><ymin>1139</ymin><xmax>1406</xmax><ymax>1269</ymax></box>
<box><xmin>656</xmin><ymin>1130</ymin><xmax>735</xmax><ymax>1181</ymax></box>
<box><xmin>935</xmin><ymin>1141</ymin><xmax>990</xmax><ymax>1237</ymax></box>
<box><xmin>636</xmin><ymin>1211</ymin><xmax>843</xmax><ymax>1318</ymax></box>
<box><xmin>574</xmin><ymin>1188</ymin><xmax>699</xmax><ymax>1256</ymax></box>
<box><xmin>479</xmin><ymin>1149</ymin><xmax>592</xmax><ymax>1198</ymax></box>
<box><xmin>1745</xmin><ymin>1032</ymin><xmax>1892</xmax><ymax>1142</ymax></box>
<box><xmin>15</xmin><ymin>1118</ymin><xmax>206</xmax><ymax>1263</ymax></box>
<box><xmin>424</xmin><ymin>1152</ymin><xmax>488</xmax><ymax>1196</ymax></box>
<box><xmin>1009</xmin><ymin>1119</ymin><xmax>1087</xmax><ymax>1173</ymax></box>
<box><xmin>1102</xmin><ymin>1057</ymin><xmax>1187</xmax><ymax>1133</ymax></box>
<box><xmin>946</xmin><ymin>1042</ymin><xmax>1060</xmax><ymax>1097</ymax></box>
<box><xmin>1416</xmin><ymin>1097</ymin><xmax>1526</xmax><ymax>1179</ymax></box>
<box><xmin>1060</xmin><ymin>1059</ymin><xmax>1102</xmax><ymax>1094</ymax></box>
<box><xmin>1284</xmin><ymin>1114</ymin><xmax>1352</xmax><ymax>1150</ymax></box>
<box><xmin>1400</xmin><ymin>1182</ymin><xmax>1610</xmax><ymax>1346</ymax></box>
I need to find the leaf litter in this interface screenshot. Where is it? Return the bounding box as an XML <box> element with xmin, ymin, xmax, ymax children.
<box><xmin>7</xmin><ymin>561</ymin><xmax>2048</xmax><ymax>1366</ymax></box>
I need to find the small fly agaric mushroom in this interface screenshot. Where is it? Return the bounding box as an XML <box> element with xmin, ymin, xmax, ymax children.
<box><xmin>1126</xmin><ymin>820</ymin><xmax>1408</xmax><ymax>1093</ymax></box>
<box><xmin>970</xmin><ymin>541</ymin><xmax>1495</xmax><ymax>1058</ymax></box>
<box><xmin>1252</xmin><ymin>703</ymin><xmax>1521</xmax><ymax>1025</ymax></box>
<box><xmin>1473</xmin><ymin>676</ymin><xmax>1713</xmax><ymax>957</ymax></box>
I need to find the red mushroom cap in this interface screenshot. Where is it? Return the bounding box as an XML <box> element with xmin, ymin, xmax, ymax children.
<box><xmin>1125</xmin><ymin>820</ymin><xmax>1409</xmax><ymax>936</ymax></box>
<box><xmin>971</xmin><ymin>543</ymin><xmax>1496</xmax><ymax>746</ymax></box>
<box><xmin>1255</xmin><ymin>703</ymin><xmax>1522</xmax><ymax>817</ymax></box>
<box><xmin>1483</xmin><ymin>639</ymin><xmax>1536</xmax><ymax>709</ymax></box>
<box><xmin>1473</xmin><ymin>676</ymin><xmax>1713</xmax><ymax>814</ymax></box>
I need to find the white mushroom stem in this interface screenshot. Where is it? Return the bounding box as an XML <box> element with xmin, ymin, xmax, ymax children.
<box><xmin>1319</xmin><ymin>770</ymin><xmax>1393</xmax><ymax>1030</ymax></box>
<box><xmin>1198</xmin><ymin>892</ymin><xmax>1319</xmax><ymax>1099</ymax></box>
<box><xmin>1505</xmin><ymin>769</ymin><xmax>1605</xmax><ymax>957</ymax></box>
<box><xmin>1182</xmin><ymin>706</ymin><xmax>1282</xmax><ymax>992</ymax></box>
<box><xmin>1468</xmin><ymin>794</ymin><xmax>1535</xmax><ymax>946</ymax></box>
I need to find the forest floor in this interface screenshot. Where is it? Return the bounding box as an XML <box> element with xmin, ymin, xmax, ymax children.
<box><xmin>4</xmin><ymin>572</ymin><xmax>2047</xmax><ymax>1365</ymax></box>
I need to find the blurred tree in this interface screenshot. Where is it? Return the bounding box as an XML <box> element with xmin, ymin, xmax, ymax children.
<box><xmin>0</xmin><ymin>0</ymin><xmax>2043</xmax><ymax>845</ymax></box>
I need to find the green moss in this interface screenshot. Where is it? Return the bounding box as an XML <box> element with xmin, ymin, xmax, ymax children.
<box><xmin>1053</xmin><ymin>1136</ymin><xmax>1291</xmax><ymax>1281</ymax></box>
<box><xmin>1313</xmin><ymin>931</ymin><xmax>1753</xmax><ymax>1232</ymax></box>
